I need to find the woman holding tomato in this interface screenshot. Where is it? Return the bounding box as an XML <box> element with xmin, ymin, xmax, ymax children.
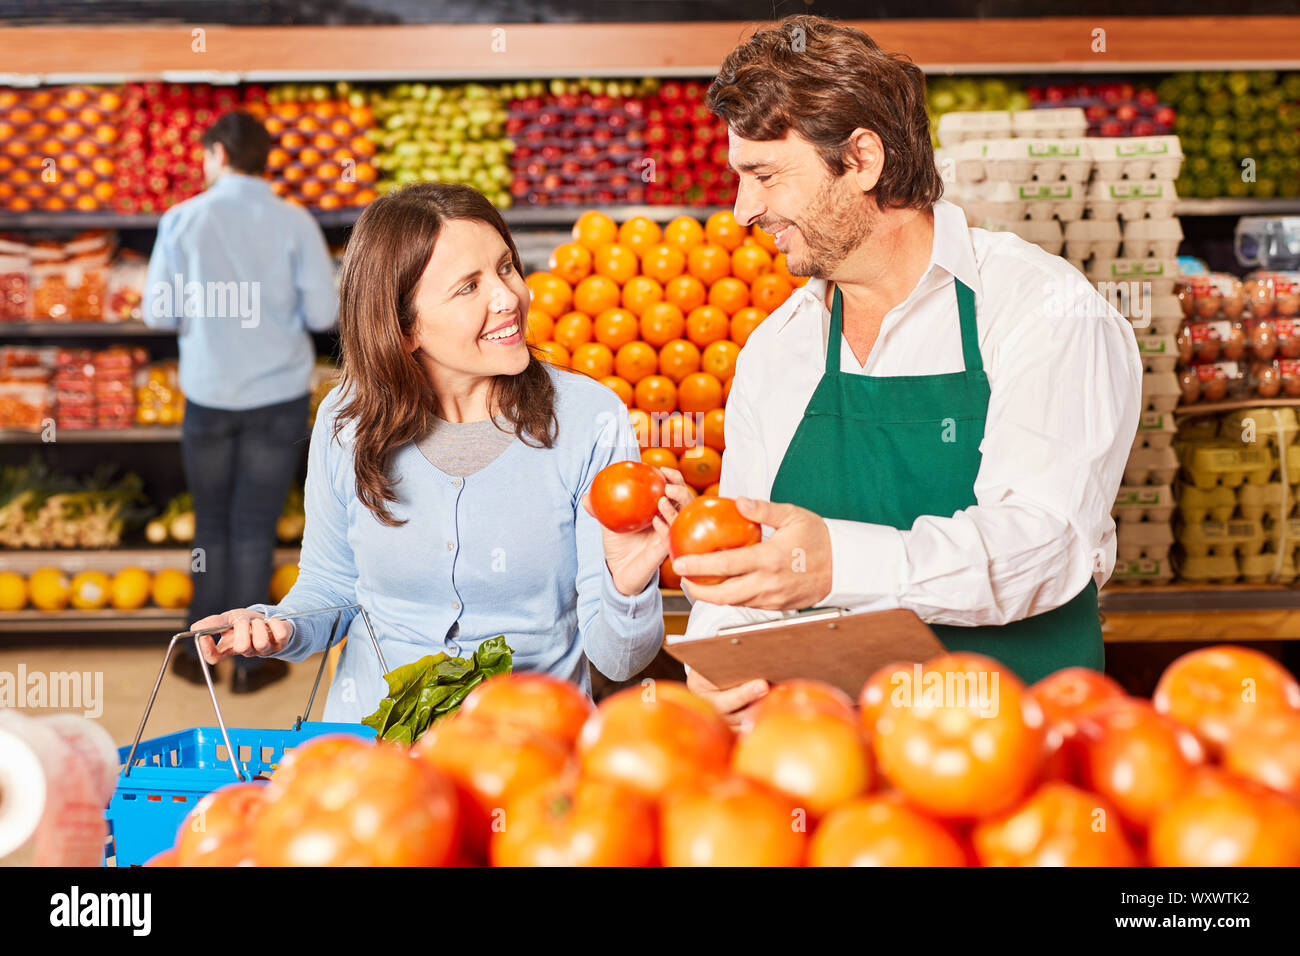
<box><xmin>192</xmin><ymin>183</ymin><xmax>690</xmax><ymax>721</ymax></box>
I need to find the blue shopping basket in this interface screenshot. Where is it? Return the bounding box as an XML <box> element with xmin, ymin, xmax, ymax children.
<box><xmin>106</xmin><ymin>604</ymin><xmax>386</xmax><ymax>866</ymax></box>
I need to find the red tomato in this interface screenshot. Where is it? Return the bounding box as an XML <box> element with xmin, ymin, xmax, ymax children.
<box><xmin>1073</xmin><ymin>697</ymin><xmax>1205</xmax><ymax>834</ymax></box>
<box><xmin>175</xmin><ymin>781</ymin><xmax>264</xmax><ymax>866</ymax></box>
<box><xmin>1149</xmin><ymin>768</ymin><xmax>1300</xmax><ymax>866</ymax></box>
<box><xmin>578</xmin><ymin>684</ymin><xmax>732</xmax><ymax>800</ymax></box>
<box><xmin>732</xmin><ymin>707</ymin><xmax>873</xmax><ymax>818</ymax></box>
<box><xmin>972</xmin><ymin>781</ymin><xmax>1138</xmax><ymax>866</ymax></box>
<box><xmin>857</xmin><ymin>660</ymin><xmax>911</xmax><ymax>738</ymax></box>
<box><xmin>589</xmin><ymin>460</ymin><xmax>666</xmax><ymax>533</ymax></box>
<box><xmin>414</xmin><ymin>718</ymin><xmax>570</xmax><ymax>860</ymax></box>
<box><xmin>490</xmin><ymin>774</ymin><xmax>657</xmax><ymax>867</ymax></box>
<box><xmin>658</xmin><ymin>554</ymin><xmax>682</xmax><ymax>590</ymax></box>
<box><xmin>648</xmin><ymin>678</ymin><xmax>727</xmax><ymax>723</ymax></box>
<box><xmin>870</xmin><ymin>653</ymin><xmax>1045</xmax><ymax>820</ymax></box>
<box><xmin>756</xmin><ymin>679</ymin><xmax>856</xmax><ymax>724</ymax></box>
<box><xmin>667</xmin><ymin>496</ymin><xmax>762</xmax><ymax>585</ymax></box>
<box><xmin>660</xmin><ymin>776</ymin><xmax>806</xmax><ymax>866</ymax></box>
<box><xmin>458</xmin><ymin>673</ymin><xmax>594</xmax><ymax>748</ymax></box>
<box><xmin>1221</xmin><ymin>709</ymin><xmax>1300</xmax><ymax>799</ymax></box>
<box><xmin>254</xmin><ymin>738</ymin><xmax>459</xmax><ymax>866</ymax></box>
<box><xmin>1153</xmin><ymin>645</ymin><xmax>1300</xmax><ymax>754</ymax></box>
<box><xmin>808</xmin><ymin>794</ymin><xmax>968</xmax><ymax>866</ymax></box>
<box><xmin>1029</xmin><ymin>667</ymin><xmax>1126</xmax><ymax>779</ymax></box>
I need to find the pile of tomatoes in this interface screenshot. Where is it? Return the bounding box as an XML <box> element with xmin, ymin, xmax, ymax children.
<box><xmin>147</xmin><ymin>643</ymin><xmax>1300</xmax><ymax>867</ymax></box>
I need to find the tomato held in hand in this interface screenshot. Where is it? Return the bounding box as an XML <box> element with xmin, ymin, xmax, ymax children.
<box><xmin>589</xmin><ymin>460</ymin><xmax>666</xmax><ymax>533</ymax></box>
<box><xmin>1149</xmin><ymin>768</ymin><xmax>1300</xmax><ymax>866</ymax></box>
<box><xmin>458</xmin><ymin>673</ymin><xmax>594</xmax><ymax>749</ymax></box>
<box><xmin>870</xmin><ymin>653</ymin><xmax>1045</xmax><ymax>820</ymax></box>
<box><xmin>175</xmin><ymin>781</ymin><xmax>265</xmax><ymax>866</ymax></box>
<box><xmin>972</xmin><ymin>782</ymin><xmax>1138</xmax><ymax>867</ymax></box>
<box><xmin>668</xmin><ymin>496</ymin><xmax>762</xmax><ymax>586</ymax></box>
<box><xmin>808</xmin><ymin>794</ymin><xmax>968</xmax><ymax>867</ymax></box>
<box><xmin>1153</xmin><ymin>645</ymin><xmax>1300</xmax><ymax>754</ymax></box>
<box><xmin>733</xmin><ymin>707</ymin><xmax>873</xmax><ymax>818</ymax></box>
<box><xmin>490</xmin><ymin>774</ymin><xmax>657</xmax><ymax>867</ymax></box>
<box><xmin>660</xmin><ymin>776</ymin><xmax>806</xmax><ymax>867</ymax></box>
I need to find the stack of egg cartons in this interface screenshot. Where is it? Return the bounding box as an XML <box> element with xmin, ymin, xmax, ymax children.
<box><xmin>1175</xmin><ymin>408</ymin><xmax>1300</xmax><ymax>584</ymax></box>
<box><xmin>936</xmin><ymin>112</ymin><xmax>1187</xmax><ymax>584</ymax></box>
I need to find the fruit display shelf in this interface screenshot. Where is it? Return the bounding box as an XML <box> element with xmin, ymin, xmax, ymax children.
<box><xmin>0</xmin><ymin>546</ymin><xmax>300</xmax><ymax>576</ymax></box>
<box><xmin>0</xmin><ymin>605</ymin><xmax>189</xmax><ymax>633</ymax></box>
<box><xmin>1173</xmin><ymin>396</ymin><xmax>1300</xmax><ymax>417</ymax></box>
<box><xmin>0</xmin><ymin>321</ymin><xmax>170</xmax><ymax>337</ymax></box>
<box><xmin>0</xmin><ymin>425</ymin><xmax>181</xmax><ymax>442</ymax></box>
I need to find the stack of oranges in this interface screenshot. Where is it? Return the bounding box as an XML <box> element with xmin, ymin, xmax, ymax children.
<box><xmin>525</xmin><ymin>210</ymin><xmax>805</xmax><ymax>496</ymax></box>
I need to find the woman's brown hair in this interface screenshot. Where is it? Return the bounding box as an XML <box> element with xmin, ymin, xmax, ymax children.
<box><xmin>707</xmin><ymin>15</ymin><xmax>942</xmax><ymax>211</ymax></box>
<box><xmin>334</xmin><ymin>182</ymin><xmax>556</xmax><ymax>525</ymax></box>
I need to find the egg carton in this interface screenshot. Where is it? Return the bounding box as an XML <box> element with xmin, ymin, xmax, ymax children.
<box><xmin>1110</xmin><ymin>555</ymin><xmax>1176</xmax><ymax>583</ymax></box>
<box><xmin>1135</xmin><ymin>334</ymin><xmax>1179</xmax><ymax>374</ymax></box>
<box><xmin>1064</xmin><ymin>220</ymin><xmax>1121</xmax><ymax>261</ymax></box>
<box><xmin>1088</xmin><ymin>258</ymin><xmax>1179</xmax><ymax>297</ymax></box>
<box><xmin>1240</xmin><ymin>551</ymin><xmax>1298</xmax><ymax>584</ymax></box>
<box><xmin>1012</xmin><ymin>108</ymin><xmax>1088</xmax><ymax>140</ymax></box>
<box><xmin>1089</xmin><ymin>136</ymin><xmax>1185</xmax><ymax>182</ymax></box>
<box><xmin>1150</xmin><ymin>292</ymin><xmax>1183</xmax><ymax>319</ymax></box>
<box><xmin>944</xmin><ymin>137</ymin><xmax>1095</xmax><ymax>183</ymax></box>
<box><xmin>1141</xmin><ymin>371</ymin><xmax>1182</xmax><ymax>413</ymax></box>
<box><xmin>1123</xmin><ymin>444</ymin><xmax>1179</xmax><ymax>485</ymax></box>
<box><xmin>1113</xmin><ymin>484</ymin><xmax>1174</xmax><ymax>523</ymax></box>
<box><xmin>1220</xmin><ymin>407</ymin><xmax>1299</xmax><ymax>448</ymax></box>
<box><xmin>1133</xmin><ymin>313</ymin><xmax>1183</xmax><ymax>336</ymax></box>
<box><xmin>1176</xmin><ymin>551</ymin><xmax>1241</xmax><ymax>583</ymax></box>
<box><xmin>1120</xmin><ymin>218</ymin><xmax>1184</xmax><ymax>259</ymax></box>
<box><xmin>1176</xmin><ymin>481</ymin><xmax>1239</xmax><ymax>522</ymax></box>
<box><xmin>952</xmin><ymin>181</ymin><xmax>1087</xmax><ymax>222</ymax></box>
<box><xmin>1177</xmin><ymin>440</ymin><xmax>1275</xmax><ymax>489</ymax></box>
<box><xmin>1133</xmin><ymin>410</ymin><xmax>1178</xmax><ymax>451</ymax></box>
<box><xmin>973</xmin><ymin>217</ymin><xmax>1064</xmax><ymax>255</ymax></box>
<box><xmin>936</xmin><ymin>111</ymin><xmax>1015</xmax><ymax>147</ymax></box>
<box><xmin>1177</xmin><ymin>518</ymin><xmax>1268</xmax><ymax>557</ymax></box>
<box><xmin>1116</xmin><ymin>519</ymin><xmax>1174</xmax><ymax>561</ymax></box>
<box><xmin>1238</xmin><ymin>482</ymin><xmax>1300</xmax><ymax>521</ymax></box>
<box><xmin>1086</xmin><ymin>180</ymin><xmax>1179</xmax><ymax>221</ymax></box>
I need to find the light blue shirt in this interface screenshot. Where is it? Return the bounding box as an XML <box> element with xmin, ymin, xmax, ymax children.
<box><xmin>250</xmin><ymin>365</ymin><xmax>664</xmax><ymax>722</ymax></box>
<box><xmin>142</xmin><ymin>172</ymin><xmax>338</xmax><ymax>411</ymax></box>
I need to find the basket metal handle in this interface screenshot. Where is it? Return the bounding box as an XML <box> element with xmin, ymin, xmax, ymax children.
<box><xmin>121</xmin><ymin>603</ymin><xmax>388</xmax><ymax>782</ymax></box>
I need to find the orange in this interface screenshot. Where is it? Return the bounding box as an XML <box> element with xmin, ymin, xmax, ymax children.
<box><xmin>701</xmin><ymin>407</ymin><xmax>726</xmax><ymax>451</ymax></box>
<box><xmin>731</xmin><ymin>244</ymin><xmax>774</xmax><ymax>284</ymax></box>
<box><xmin>750</xmin><ymin>273</ymin><xmax>795</xmax><ymax>314</ymax></box>
<box><xmin>526</xmin><ymin>272</ymin><xmax>573</xmax><ymax>319</ymax></box>
<box><xmin>705</xmin><ymin>211</ymin><xmax>746</xmax><ymax>252</ymax></box>
<box><xmin>525</xmin><ymin>308</ymin><xmax>555</xmax><ymax>344</ymax></box>
<box><xmin>572</xmin><ymin>210</ymin><xmax>619</xmax><ymax>250</ymax></box>
<box><xmin>687</xmin><ymin>244</ymin><xmax>731</xmax><ymax>286</ymax></box>
<box><xmin>628</xmin><ymin>408</ymin><xmax>654</xmax><ymax>448</ymax></box>
<box><xmin>634</xmin><ymin>375</ymin><xmax>677</xmax><ymax>415</ymax></box>
<box><xmin>573</xmin><ymin>274</ymin><xmax>620</xmax><ymax>316</ymax></box>
<box><xmin>664</xmin><ymin>274</ymin><xmax>707</xmax><ymax>313</ymax></box>
<box><xmin>723</xmin><ymin>375</ymin><xmax>734</xmax><ymax>402</ymax></box>
<box><xmin>678</xmin><ymin>372</ymin><xmax>724</xmax><ymax>414</ymax></box>
<box><xmin>593</xmin><ymin>243</ymin><xmax>639</xmax><ymax>285</ymax></box>
<box><xmin>679</xmin><ymin>446</ymin><xmax>723</xmax><ymax>491</ymax></box>
<box><xmin>658</xmin><ymin>339</ymin><xmax>702</xmax><ymax>383</ymax></box>
<box><xmin>602</xmin><ymin>375</ymin><xmax>634</xmax><ymax>407</ymax></box>
<box><xmin>640</xmin><ymin>302</ymin><xmax>686</xmax><ymax>348</ymax></box>
<box><xmin>617</xmin><ymin>216</ymin><xmax>663</xmax><ymax>257</ymax></box>
<box><xmin>641</xmin><ymin>447</ymin><xmax>679</xmax><ymax>470</ymax></box>
<box><xmin>730</xmin><ymin>307</ymin><xmax>767</xmax><ymax>348</ymax></box>
<box><xmin>686</xmin><ymin>305</ymin><xmax>731</xmax><ymax>348</ymax></box>
<box><xmin>704</xmin><ymin>482</ymin><xmax>721</xmax><ymax>497</ymax></box>
<box><xmin>571</xmin><ymin>342</ymin><xmax>615</xmax><ymax>380</ymax></box>
<box><xmin>701</xmin><ymin>340</ymin><xmax>740</xmax><ymax>382</ymax></box>
<box><xmin>534</xmin><ymin>341</ymin><xmax>571</xmax><ymax>368</ymax></box>
<box><xmin>548</xmin><ymin>242</ymin><xmax>593</xmax><ymax>285</ymax></box>
<box><xmin>620</xmin><ymin>275</ymin><xmax>664</xmax><ymax>317</ymax></box>
<box><xmin>707</xmin><ymin>277</ymin><xmax>750</xmax><ymax>317</ymax></box>
<box><xmin>663</xmin><ymin>216</ymin><xmax>706</xmax><ymax>253</ymax></box>
<box><xmin>659</xmin><ymin>414</ymin><xmax>699</xmax><ymax>457</ymax></box>
<box><xmin>615</xmin><ymin>341</ymin><xmax>659</xmax><ymax>384</ymax></box>
<box><xmin>751</xmin><ymin>226</ymin><xmax>780</xmax><ymax>255</ymax></box>
<box><xmin>640</xmin><ymin>243</ymin><xmax>687</xmax><ymax>284</ymax></box>
<box><xmin>553</xmin><ymin>311</ymin><xmax>594</xmax><ymax>352</ymax></box>
<box><xmin>594</xmin><ymin>308</ymin><xmax>640</xmax><ymax>350</ymax></box>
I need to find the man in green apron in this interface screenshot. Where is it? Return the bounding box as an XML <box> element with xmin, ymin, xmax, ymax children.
<box><xmin>670</xmin><ymin>16</ymin><xmax>1142</xmax><ymax>723</ymax></box>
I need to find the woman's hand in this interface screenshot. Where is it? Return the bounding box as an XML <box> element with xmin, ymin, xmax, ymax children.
<box><xmin>191</xmin><ymin>608</ymin><xmax>293</xmax><ymax>665</ymax></box>
<box><xmin>583</xmin><ymin>466</ymin><xmax>695</xmax><ymax>597</ymax></box>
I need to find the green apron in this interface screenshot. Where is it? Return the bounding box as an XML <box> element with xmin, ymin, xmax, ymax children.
<box><xmin>767</xmin><ymin>279</ymin><xmax>1103</xmax><ymax>684</ymax></box>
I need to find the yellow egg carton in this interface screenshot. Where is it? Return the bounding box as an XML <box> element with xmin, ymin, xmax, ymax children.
<box><xmin>1112</xmin><ymin>484</ymin><xmax>1174</xmax><ymax>523</ymax></box>
<box><xmin>1237</xmin><ymin>482</ymin><xmax>1299</xmax><ymax>522</ymax></box>
<box><xmin>1176</xmin><ymin>518</ymin><xmax>1267</xmax><ymax>557</ymax></box>
<box><xmin>1176</xmin><ymin>440</ymin><xmax>1274</xmax><ymax>490</ymax></box>
<box><xmin>1110</xmin><ymin>555</ymin><xmax>1175</xmax><ymax>583</ymax></box>
<box><xmin>1175</xmin><ymin>551</ymin><xmax>1241</xmax><ymax>583</ymax></box>
<box><xmin>1219</xmin><ymin>407</ymin><xmax>1298</xmax><ymax>449</ymax></box>
<box><xmin>1176</xmin><ymin>481</ymin><xmax>1238</xmax><ymax>522</ymax></box>
<box><xmin>1240</xmin><ymin>551</ymin><xmax>1298</xmax><ymax>585</ymax></box>
<box><xmin>1180</xmin><ymin>418</ymin><xmax>1221</xmax><ymax>442</ymax></box>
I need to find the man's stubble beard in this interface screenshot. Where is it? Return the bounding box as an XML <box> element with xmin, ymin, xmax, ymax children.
<box><xmin>787</xmin><ymin>174</ymin><xmax>875</xmax><ymax>280</ymax></box>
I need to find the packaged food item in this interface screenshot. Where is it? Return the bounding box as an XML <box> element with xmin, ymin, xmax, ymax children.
<box><xmin>1244</xmin><ymin>273</ymin><xmax>1275</xmax><ymax>318</ymax></box>
<box><xmin>1177</xmin><ymin>439</ymin><xmax>1273</xmax><ymax>489</ymax></box>
<box><xmin>1132</xmin><ymin>410</ymin><xmax>1179</xmax><ymax>450</ymax></box>
<box><xmin>106</xmin><ymin>251</ymin><xmax>147</xmax><ymax>322</ymax></box>
<box><xmin>66</xmin><ymin>251</ymin><xmax>109</xmax><ymax>322</ymax></box>
<box><xmin>1115</xmin><ymin>518</ymin><xmax>1174</xmax><ymax>562</ymax></box>
<box><xmin>0</xmin><ymin>369</ymin><xmax>53</xmax><ymax>431</ymax></box>
<box><xmin>1272</xmin><ymin>274</ymin><xmax>1299</xmax><ymax>317</ymax></box>
<box><xmin>1112</xmin><ymin>484</ymin><xmax>1174</xmax><ymax>523</ymax></box>
<box><xmin>1248</xmin><ymin>319</ymin><xmax>1279</xmax><ymax>361</ymax></box>
<box><xmin>1176</xmin><ymin>482</ymin><xmax>1238</xmax><ymax>523</ymax></box>
<box><xmin>1176</xmin><ymin>552</ymin><xmax>1241</xmax><ymax>583</ymax></box>
<box><xmin>0</xmin><ymin>252</ymin><xmax>31</xmax><ymax>322</ymax></box>
<box><xmin>135</xmin><ymin>359</ymin><xmax>184</xmax><ymax>426</ymax></box>
<box><xmin>1276</xmin><ymin>319</ymin><xmax>1300</xmax><ymax>359</ymax></box>
<box><xmin>1121</xmin><ymin>218</ymin><xmax>1184</xmax><ymax>259</ymax></box>
<box><xmin>1123</xmin><ymin>445</ymin><xmax>1179</xmax><ymax>485</ymax></box>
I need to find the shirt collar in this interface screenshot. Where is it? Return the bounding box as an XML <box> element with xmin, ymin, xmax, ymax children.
<box><xmin>209</xmin><ymin>172</ymin><xmax>273</xmax><ymax>194</ymax></box>
<box><xmin>774</xmin><ymin>198</ymin><xmax>983</xmax><ymax>334</ymax></box>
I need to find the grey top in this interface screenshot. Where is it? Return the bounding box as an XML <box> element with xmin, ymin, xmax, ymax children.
<box><xmin>415</xmin><ymin>414</ymin><xmax>517</xmax><ymax>477</ymax></box>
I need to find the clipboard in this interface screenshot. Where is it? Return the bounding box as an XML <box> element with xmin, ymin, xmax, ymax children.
<box><xmin>664</xmin><ymin>607</ymin><xmax>947</xmax><ymax>699</ymax></box>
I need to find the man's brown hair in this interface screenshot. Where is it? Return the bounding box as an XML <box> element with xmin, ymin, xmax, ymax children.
<box><xmin>707</xmin><ymin>15</ymin><xmax>942</xmax><ymax>210</ymax></box>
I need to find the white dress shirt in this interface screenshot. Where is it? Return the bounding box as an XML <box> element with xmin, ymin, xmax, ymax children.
<box><xmin>677</xmin><ymin>199</ymin><xmax>1143</xmax><ymax>642</ymax></box>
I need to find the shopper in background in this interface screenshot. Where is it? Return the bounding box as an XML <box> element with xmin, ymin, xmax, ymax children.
<box><xmin>673</xmin><ymin>15</ymin><xmax>1143</xmax><ymax>722</ymax></box>
<box><xmin>143</xmin><ymin>110</ymin><xmax>338</xmax><ymax>693</ymax></box>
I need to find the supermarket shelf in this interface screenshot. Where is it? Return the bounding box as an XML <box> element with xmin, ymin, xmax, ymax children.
<box><xmin>1100</xmin><ymin>583</ymin><xmax>1300</xmax><ymax>613</ymax></box>
<box><xmin>0</xmin><ymin>606</ymin><xmax>189</xmax><ymax>633</ymax></box>
<box><xmin>0</xmin><ymin>322</ymin><xmax>170</xmax><ymax>337</ymax></box>
<box><xmin>0</xmin><ymin>547</ymin><xmax>301</xmax><ymax>575</ymax></box>
<box><xmin>0</xmin><ymin>426</ymin><xmax>182</xmax><ymax>443</ymax></box>
<box><xmin>1175</xmin><ymin>198</ymin><xmax>1300</xmax><ymax>217</ymax></box>
<box><xmin>1174</xmin><ymin>397</ymin><xmax>1300</xmax><ymax>417</ymax></box>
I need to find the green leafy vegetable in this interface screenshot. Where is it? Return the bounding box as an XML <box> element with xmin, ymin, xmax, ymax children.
<box><xmin>362</xmin><ymin>636</ymin><xmax>513</xmax><ymax>744</ymax></box>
